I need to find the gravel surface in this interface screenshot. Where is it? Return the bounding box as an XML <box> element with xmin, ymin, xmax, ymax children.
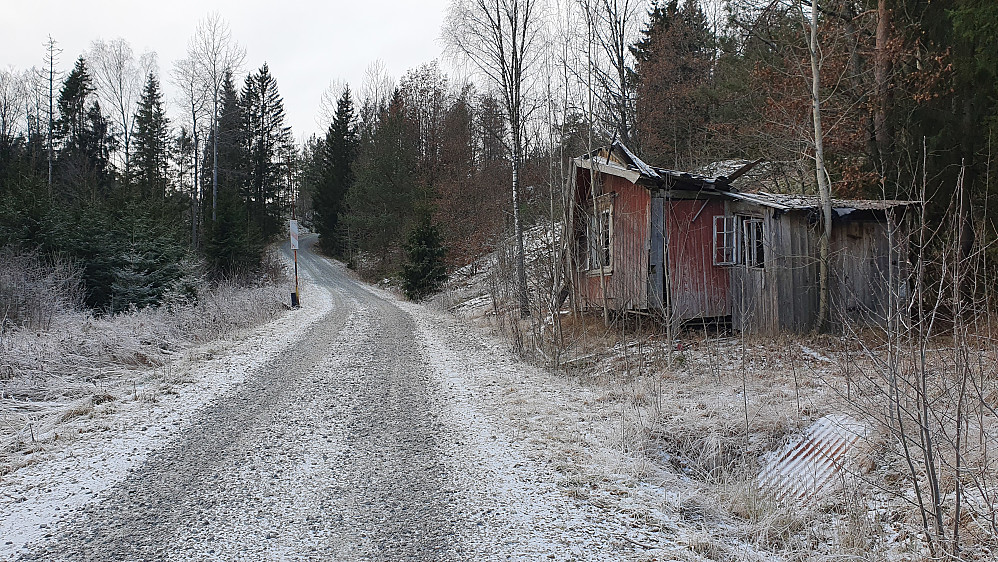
<box><xmin>7</xmin><ymin>236</ymin><xmax>665</xmax><ymax>561</ymax></box>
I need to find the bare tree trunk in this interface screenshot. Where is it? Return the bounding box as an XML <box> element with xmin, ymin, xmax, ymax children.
<box><xmin>212</xmin><ymin>97</ymin><xmax>219</xmax><ymax>223</ymax></box>
<box><xmin>188</xmin><ymin>14</ymin><xmax>245</xmax><ymax>224</ymax></box>
<box><xmin>807</xmin><ymin>0</ymin><xmax>833</xmax><ymax>332</ymax></box>
<box><xmin>192</xmin><ymin>131</ymin><xmax>200</xmax><ymax>249</ymax></box>
<box><xmin>874</xmin><ymin>0</ymin><xmax>892</xmax><ymax>171</ymax></box>
<box><xmin>46</xmin><ymin>36</ymin><xmax>58</xmax><ymax>195</ymax></box>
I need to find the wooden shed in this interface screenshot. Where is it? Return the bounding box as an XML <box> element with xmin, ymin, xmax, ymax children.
<box><xmin>568</xmin><ymin>143</ymin><xmax>914</xmax><ymax>334</ymax></box>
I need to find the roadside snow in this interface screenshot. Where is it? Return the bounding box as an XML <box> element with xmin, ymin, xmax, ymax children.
<box><xmin>0</xmin><ymin>269</ymin><xmax>332</xmax><ymax>560</ymax></box>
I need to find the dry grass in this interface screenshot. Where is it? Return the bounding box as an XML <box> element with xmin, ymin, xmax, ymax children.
<box><xmin>0</xmin><ymin>248</ymin><xmax>291</xmax><ymax>468</ymax></box>
<box><xmin>427</xmin><ymin>221</ymin><xmax>998</xmax><ymax>560</ymax></box>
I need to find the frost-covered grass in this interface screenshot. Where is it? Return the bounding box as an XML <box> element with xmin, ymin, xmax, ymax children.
<box><xmin>0</xmin><ymin>250</ymin><xmax>291</xmax><ymax>466</ymax></box>
<box><xmin>431</xmin><ymin>222</ymin><xmax>998</xmax><ymax>560</ymax></box>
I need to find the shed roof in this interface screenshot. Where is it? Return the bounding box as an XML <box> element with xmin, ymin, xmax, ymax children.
<box><xmin>728</xmin><ymin>191</ymin><xmax>918</xmax><ymax>212</ymax></box>
<box><xmin>575</xmin><ymin>142</ymin><xmax>732</xmax><ymax>191</ymax></box>
<box><xmin>575</xmin><ymin>143</ymin><xmax>920</xmax><ymax>210</ymax></box>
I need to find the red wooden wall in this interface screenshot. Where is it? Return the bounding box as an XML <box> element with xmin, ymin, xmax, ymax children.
<box><xmin>576</xmin><ymin>171</ymin><xmax>650</xmax><ymax>311</ymax></box>
<box><xmin>666</xmin><ymin>199</ymin><xmax>730</xmax><ymax>320</ymax></box>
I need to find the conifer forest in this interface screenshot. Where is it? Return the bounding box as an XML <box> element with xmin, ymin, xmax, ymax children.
<box><xmin>2</xmin><ymin>1</ymin><xmax>998</xmax><ymax>560</ymax></box>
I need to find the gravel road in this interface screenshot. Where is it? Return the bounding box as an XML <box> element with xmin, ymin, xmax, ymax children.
<box><xmin>11</xmin><ymin>235</ymin><xmax>656</xmax><ymax>561</ymax></box>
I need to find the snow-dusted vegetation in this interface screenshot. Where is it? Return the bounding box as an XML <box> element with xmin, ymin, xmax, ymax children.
<box><xmin>432</xmin><ymin>221</ymin><xmax>998</xmax><ymax>561</ymax></box>
<box><xmin>0</xmin><ymin>248</ymin><xmax>290</xmax><ymax>470</ymax></box>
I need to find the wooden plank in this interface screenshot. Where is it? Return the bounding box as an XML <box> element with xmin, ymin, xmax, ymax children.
<box><xmin>648</xmin><ymin>193</ymin><xmax>665</xmax><ymax>315</ymax></box>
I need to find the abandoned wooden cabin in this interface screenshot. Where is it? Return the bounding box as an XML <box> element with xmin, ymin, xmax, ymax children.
<box><xmin>568</xmin><ymin>143</ymin><xmax>914</xmax><ymax>334</ymax></box>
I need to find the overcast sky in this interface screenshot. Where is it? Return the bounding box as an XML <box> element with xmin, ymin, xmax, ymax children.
<box><xmin>2</xmin><ymin>0</ymin><xmax>453</xmax><ymax>139</ymax></box>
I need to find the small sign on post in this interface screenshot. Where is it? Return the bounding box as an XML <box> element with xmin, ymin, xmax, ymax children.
<box><xmin>290</xmin><ymin>219</ymin><xmax>300</xmax><ymax>308</ymax></box>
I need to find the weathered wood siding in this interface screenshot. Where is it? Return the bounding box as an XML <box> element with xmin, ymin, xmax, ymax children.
<box><xmin>577</xmin><ymin>172</ymin><xmax>650</xmax><ymax>311</ymax></box>
<box><xmin>728</xmin><ymin>207</ymin><xmax>903</xmax><ymax>334</ymax></box>
<box><xmin>665</xmin><ymin>199</ymin><xmax>730</xmax><ymax>320</ymax></box>
<box><xmin>829</xmin><ymin>218</ymin><xmax>899</xmax><ymax>328</ymax></box>
<box><xmin>729</xmin><ymin>205</ymin><xmax>819</xmax><ymax>334</ymax></box>
<box><xmin>648</xmin><ymin>193</ymin><xmax>666</xmax><ymax>314</ymax></box>
<box><xmin>773</xmin><ymin>212</ymin><xmax>821</xmax><ymax>333</ymax></box>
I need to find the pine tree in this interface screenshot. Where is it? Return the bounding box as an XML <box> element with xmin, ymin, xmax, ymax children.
<box><xmin>131</xmin><ymin>73</ymin><xmax>170</xmax><ymax>199</ymax></box>
<box><xmin>313</xmin><ymin>86</ymin><xmax>356</xmax><ymax>255</ymax></box>
<box><xmin>241</xmin><ymin>63</ymin><xmax>292</xmax><ymax>239</ymax></box>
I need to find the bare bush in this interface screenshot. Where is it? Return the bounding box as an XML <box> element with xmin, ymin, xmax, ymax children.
<box><xmin>0</xmin><ymin>247</ymin><xmax>83</xmax><ymax>332</ymax></box>
<box><xmin>0</xmin><ymin>248</ymin><xmax>290</xmax><ymax>463</ymax></box>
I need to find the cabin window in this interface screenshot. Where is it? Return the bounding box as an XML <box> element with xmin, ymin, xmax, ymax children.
<box><xmin>713</xmin><ymin>215</ymin><xmax>765</xmax><ymax>268</ymax></box>
<box><xmin>742</xmin><ymin>218</ymin><xmax>765</xmax><ymax>268</ymax></box>
<box><xmin>713</xmin><ymin>216</ymin><xmax>738</xmax><ymax>265</ymax></box>
<box><xmin>585</xmin><ymin>195</ymin><xmax>613</xmax><ymax>273</ymax></box>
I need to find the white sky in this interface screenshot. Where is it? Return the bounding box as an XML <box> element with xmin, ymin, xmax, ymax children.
<box><xmin>1</xmin><ymin>0</ymin><xmax>453</xmax><ymax>139</ymax></box>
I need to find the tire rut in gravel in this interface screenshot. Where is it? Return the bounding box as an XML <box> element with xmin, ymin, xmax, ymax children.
<box><xmin>17</xmin><ymin>243</ymin><xmax>470</xmax><ymax>561</ymax></box>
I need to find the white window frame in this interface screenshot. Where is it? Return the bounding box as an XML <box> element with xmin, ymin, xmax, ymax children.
<box><xmin>585</xmin><ymin>194</ymin><xmax>614</xmax><ymax>275</ymax></box>
<box><xmin>742</xmin><ymin>218</ymin><xmax>765</xmax><ymax>269</ymax></box>
<box><xmin>713</xmin><ymin>215</ymin><xmax>738</xmax><ymax>266</ymax></box>
<box><xmin>713</xmin><ymin>214</ymin><xmax>765</xmax><ymax>269</ymax></box>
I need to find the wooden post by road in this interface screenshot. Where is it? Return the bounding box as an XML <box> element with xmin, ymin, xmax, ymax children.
<box><xmin>290</xmin><ymin>218</ymin><xmax>300</xmax><ymax>308</ymax></box>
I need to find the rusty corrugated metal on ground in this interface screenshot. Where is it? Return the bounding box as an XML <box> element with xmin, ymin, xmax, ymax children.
<box><xmin>758</xmin><ymin>414</ymin><xmax>869</xmax><ymax>503</ymax></box>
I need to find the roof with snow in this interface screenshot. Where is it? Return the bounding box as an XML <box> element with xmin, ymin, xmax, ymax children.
<box><xmin>574</xmin><ymin>142</ymin><xmax>919</xmax><ymax>211</ymax></box>
<box><xmin>728</xmin><ymin>191</ymin><xmax>917</xmax><ymax>212</ymax></box>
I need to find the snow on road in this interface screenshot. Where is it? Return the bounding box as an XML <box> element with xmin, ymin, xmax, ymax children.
<box><xmin>0</xmin><ymin>243</ymin><xmax>335</xmax><ymax>560</ymax></box>
<box><xmin>2</xmin><ymin>237</ymin><xmax>676</xmax><ymax>561</ymax></box>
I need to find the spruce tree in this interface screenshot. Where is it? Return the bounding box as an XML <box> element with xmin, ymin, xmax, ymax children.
<box><xmin>401</xmin><ymin>216</ymin><xmax>447</xmax><ymax>301</ymax></box>
<box><xmin>241</xmin><ymin>63</ymin><xmax>292</xmax><ymax>239</ymax></box>
<box><xmin>344</xmin><ymin>89</ymin><xmax>421</xmax><ymax>275</ymax></box>
<box><xmin>632</xmin><ymin>0</ymin><xmax>713</xmax><ymax>167</ymax></box>
<box><xmin>131</xmin><ymin>73</ymin><xmax>170</xmax><ymax>199</ymax></box>
<box><xmin>628</xmin><ymin>0</ymin><xmax>679</xmax><ymax>70</ymax></box>
<box><xmin>55</xmin><ymin>57</ymin><xmax>115</xmax><ymax>198</ymax></box>
<box><xmin>203</xmin><ymin>71</ymin><xmax>260</xmax><ymax>276</ymax></box>
<box><xmin>314</xmin><ymin>86</ymin><xmax>356</xmax><ymax>255</ymax></box>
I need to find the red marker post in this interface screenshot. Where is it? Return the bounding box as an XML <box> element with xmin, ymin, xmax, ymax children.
<box><xmin>289</xmin><ymin>219</ymin><xmax>300</xmax><ymax>308</ymax></box>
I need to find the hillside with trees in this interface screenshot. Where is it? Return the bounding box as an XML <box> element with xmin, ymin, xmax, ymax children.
<box><xmin>2</xmin><ymin>2</ymin><xmax>998</xmax><ymax>558</ymax></box>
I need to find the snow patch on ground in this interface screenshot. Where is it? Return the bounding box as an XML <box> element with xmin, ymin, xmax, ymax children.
<box><xmin>0</xmin><ymin>268</ymin><xmax>333</xmax><ymax>560</ymax></box>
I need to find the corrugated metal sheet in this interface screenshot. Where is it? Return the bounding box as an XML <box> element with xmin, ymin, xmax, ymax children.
<box><xmin>758</xmin><ymin>414</ymin><xmax>869</xmax><ymax>503</ymax></box>
<box><xmin>728</xmin><ymin>191</ymin><xmax>917</xmax><ymax>211</ymax></box>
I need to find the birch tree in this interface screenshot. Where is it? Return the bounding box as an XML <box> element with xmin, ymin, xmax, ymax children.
<box><xmin>800</xmin><ymin>0</ymin><xmax>832</xmax><ymax>331</ymax></box>
<box><xmin>171</xmin><ymin>56</ymin><xmax>210</xmax><ymax>248</ymax></box>
<box><xmin>582</xmin><ymin>0</ymin><xmax>641</xmax><ymax>145</ymax></box>
<box><xmin>88</xmin><ymin>38</ymin><xmax>156</xmax><ymax>180</ymax></box>
<box><xmin>0</xmin><ymin>69</ymin><xmax>24</xmax><ymax>146</ymax></box>
<box><xmin>188</xmin><ymin>13</ymin><xmax>244</xmax><ymax>223</ymax></box>
<box><xmin>445</xmin><ymin>0</ymin><xmax>545</xmax><ymax>316</ymax></box>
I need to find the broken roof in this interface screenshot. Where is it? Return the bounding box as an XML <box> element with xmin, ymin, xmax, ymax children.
<box><xmin>574</xmin><ymin>141</ymin><xmax>731</xmax><ymax>191</ymax></box>
<box><xmin>575</xmin><ymin>143</ymin><xmax>919</xmax><ymax>210</ymax></box>
<box><xmin>728</xmin><ymin>191</ymin><xmax>918</xmax><ymax>212</ymax></box>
